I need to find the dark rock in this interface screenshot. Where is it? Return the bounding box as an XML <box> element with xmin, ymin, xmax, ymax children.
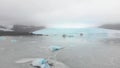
<box><xmin>11</xmin><ymin>25</ymin><xmax>45</xmax><ymax>33</ymax></box>
<box><xmin>99</xmin><ymin>24</ymin><xmax>120</xmax><ymax>30</ymax></box>
<box><xmin>0</xmin><ymin>24</ymin><xmax>45</xmax><ymax>36</ymax></box>
<box><xmin>0</xmin><ymin>25</ymin><xmax>7</xmax><ymax>29</ymax></box>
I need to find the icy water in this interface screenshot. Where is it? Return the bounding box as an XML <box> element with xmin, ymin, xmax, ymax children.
<box><xmin>0</xmin><ymin>28</ymin><xmax>120</xmax><ymax>68</ymax></box>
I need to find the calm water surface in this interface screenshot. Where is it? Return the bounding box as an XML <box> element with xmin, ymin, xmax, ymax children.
<box><xmin>0</xmin><ymin>28</ymin><xmax>120</xmax><ymax>68</ymax></box>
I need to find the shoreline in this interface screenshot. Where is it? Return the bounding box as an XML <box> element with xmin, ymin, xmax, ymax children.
<box><xmin>0</xmin><ymin>31</ymin><xmax>44</xmax><ymax>36</ymax></box>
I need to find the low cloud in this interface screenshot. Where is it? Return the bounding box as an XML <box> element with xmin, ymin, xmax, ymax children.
<box><xmin>0</xmin><ymin>0</ymin><xmax>120</xmax><ymax>27</ymax></box>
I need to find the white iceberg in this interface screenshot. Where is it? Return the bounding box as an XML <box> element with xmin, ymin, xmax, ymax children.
<box><xmin>16</xmin><ymin>58</ymin><xmax>69</xmax><ymax>68</ymax></box>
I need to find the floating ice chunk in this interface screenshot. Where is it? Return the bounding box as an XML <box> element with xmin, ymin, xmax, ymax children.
<box><xmin>15</xmin><ymin>58</ymin><xmax>39</xmax><ymax>63</ymax></box>
<box><xmin>16</xmin><ymin>58</ymin><xmax>69</xmax><ymax>68</ymax></box>
<box><xmin>11</xmin><ymin>40</ymin><xmax>17</xmax><ymax>43</ymax></box>
<box><xmin>41</xmin><ymin>63</ymin><xmax>51</xmax><ymax>68</ymax></box>
<box><xmin>31</xmin><ymin>58</ymin><xmax>50</xmax><ymax>68</ymax></box>
<box><xmin>49</xmin><ymin>45</ymin><xmax>63</xmax><ymax>52</ymax></box>
<box><xmin>0</xmin><ymin>37</ymin><xmax>6</xmax><ymax>40</ymax></box>
<box><xmin>31</xmin><ymin>58</ymin><xmax>44</xmax><ymax>67</ymax></box>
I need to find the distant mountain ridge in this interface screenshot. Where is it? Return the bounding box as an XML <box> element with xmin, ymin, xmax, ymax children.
<box><xmin>99</xmin><ymin>24</ymin><xmax>120</xmax><ymax>30</ymax></box>
<box><xmin>0</xmin><ymin>25</ymin><xmax>6</xmax><ymax>29</ymax></box>
<box><xmin>0</xmin><ymin>25</ymin><xmax>45</xmax><ymax>36</ymax></box>
<box><xmin>11</xmin><ymin>25</ymin><xmax>45</xmax><ymax>33</ymax></box>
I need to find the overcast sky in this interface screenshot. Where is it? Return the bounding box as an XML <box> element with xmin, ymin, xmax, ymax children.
<box><xmin>0</xmin><ymin>0</ymin><xmax>120</xmax><ymax>28</ymax></box>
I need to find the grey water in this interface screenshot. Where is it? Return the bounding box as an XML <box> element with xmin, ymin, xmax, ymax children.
<box><xmin>0</xmin><ymin>28</ymin><xmax>120</xmax><ymax>68</ymax></box>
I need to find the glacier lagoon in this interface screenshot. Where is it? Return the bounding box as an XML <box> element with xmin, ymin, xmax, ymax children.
<box><xmin>0</xmin><ymin>28</ymin><xmax>120</xmax><ymax>68</ymax></box>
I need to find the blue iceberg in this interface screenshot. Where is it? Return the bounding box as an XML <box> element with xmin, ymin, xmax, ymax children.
<box><xmin>31</xmin><ymin>58</ymin><xmax>51</xmax><ymax>68</ymax></box>
<box><xmin>49</xmin><ymin>45</ymin><xmax>63</xmax><ymax>52</ymax></box>
<box><xmin>11</xmin><ymin>40</ymin><xmax>17</xmax><ymax>43</ymax></box>
<box><xmin>0</xmin><ymin>37</ymin><xmax>6</xmax><ymax>40</ymax></box>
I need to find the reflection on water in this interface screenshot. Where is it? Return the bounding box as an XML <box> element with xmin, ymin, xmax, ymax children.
<box><xmin>0</xmin><ymin>28</ymin><xmax>120</xmax><ymax>68</ymax></box>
